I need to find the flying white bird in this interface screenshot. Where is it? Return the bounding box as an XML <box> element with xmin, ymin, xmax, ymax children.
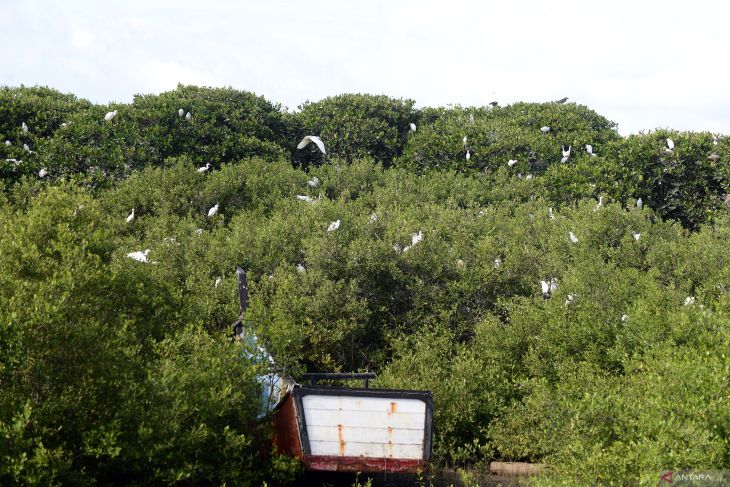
<box><xmin>327</xmin><ymin>220</ymin><xmax>340</xmax><ymax>232</ymax></box>
<box><xmin>307</xmin><ymin>176</ymin><xmax>320</xmax><ymax>188</ymax></box>
<box><xmin>185</xmin><ymin>112</ymin><xmax>192</xmax><ymax>121</ymax></box>
<box><xmin>562</xmin><ymin>145</ymin><xmax>571</xmax><ymax>158</ymax></box>
<box><xmin>621</xmin><ymin>314</ymin><xmax>629</xmax><ymax>323</ymax></box>
<box><xmin>508</xmin><ymin>159</ymin><xmax>518</xmax><ymax>168</ymax></box>
<box><xmin>632</xmin><ymin>232</ymin><xmax>641</xmax><ymax>241</ymax></box>
<box><xmin>126</xmin><ymin>208</ymin><xmax>135</xmax><ymax>223</ymax></box>
<box><xmin>197</xmin><ymin>163</ymin><xmax>211</xmax><ymax>173</ymax></box>
<box><xmin>208</xmin><ymin>203</ymin><xmax>219</xmax><ymax>217</ymax></box>
<box><xmin>548</xmin><ymin>207</ymin><xmax>555</xmax><ymax>219</ymax></box>
<box><xmin>564</xmin><ymin>293</ymin><xmax>576</xmax><ymax>306</ymax></box>
<box><xmin>541</xmin><ymin>126</ymin><xmax>550</xmax><ymax>133</ymax></box>
<box><xmin>215</xmin><ymin>276</ymin><xmax>222</xmax><ymax>287</ymax></box>
<box><xmin>409</xmin><ymin>123</ymin><xmax>417</xmax><ymax>132</ymax></box>
<box><xmin>104</xmin><ymin>110</ymin><xmax>117</xmax><ymax>122</ymax></box>
<box><xmin>297</xmin><ymin>135</ymin><xmax>326</xmax><ymax>154</ymax></box>
<box><xmin>684</xmin><ymin>296</ymin><xmax>695</xmax><ymax>306</ymax></box>
<box><xmin>569</xmin><ymin>231</ymin><xmax>578</xmax><ymax>244</ymax></box>
<box><xmin>494</xmin><ymin>258</ymin><xmax>502</xmax><ymax>268</ymax></box>
<box><xmin>178</xmin><ymin>108</ymin><xmax>184</xmax><ymax>117</ymax></box>
<box><xmin>38</xmin><ymin>168</ymin><xmax>48</xmax><ymax>178</ymax></box>
<box><xmin>369</xmin><ymin>213</ymin><xmax>378</xmax><ymax>223</ymax></box>
<box><xmin>4</xmin><ymin>140</ymin><xmax>10</xmax><ymax>146</ymax></box>
<box><xmin>127</xmin><ymin>249</ymin><xmax>151</xmax><ymax>263</ymax></box>
<box><xmin>666</xmin><ymin>138</ymin><xmax>675</xmax><ymax>150</ymax></box>
<box><xmin>594</xmin><ymin>196</ymin><xmax>603</xmax><ymax>211</ymax></box>
<box><xmin>636</xmin><ymin>198</ymin><xmax>643</xmax><ymax>209</ymax></box>
<box><xmin>466</xmin><ymin>150</ymin><xmax>471</xmax><ymax>161</ymax></box>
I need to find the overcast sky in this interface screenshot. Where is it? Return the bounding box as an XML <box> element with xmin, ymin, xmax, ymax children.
<box><xmin>2</xmin><ymin>0</ymin><xmax>728</xmax><ymax>135</ymax></box>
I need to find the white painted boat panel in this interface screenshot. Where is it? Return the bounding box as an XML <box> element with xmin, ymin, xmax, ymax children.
<box><xmin>303</xmin><ymin>395</ymin><xmax>426</xmax><ymax>414</ymax></box>
<box><xmin>307</xmin><ymin>425</ymin><xmax>424</xmax><ymax>444</ymax></box>
<box><xmin>309</xmin><ymin>440</ymin><xmax>424</xmax><ymax>459</ymax></box>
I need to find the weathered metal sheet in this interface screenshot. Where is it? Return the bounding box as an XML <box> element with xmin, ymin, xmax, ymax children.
<box><xmin>305</xmin><ymin>455</ymin><xmax>426</xmax><ymax>473</ymax></box>
<box><xmin>304</xmin><ymin>408</ymin><xmax>426</xmax><ymax>431</ymax></box>
<box><xmin>307</xmin><ymin>425</ymin><xmax>424</xmax><ymax>444</ymax></box>
<box><xmin>302</xmin><ymin>395</ymin><xmax>426</xmax><ymax>414</ymax></box>
<box><xmin>308</xmin><ymin>440</ymin><xmax>424</xmax><ymax>459</ymax></box>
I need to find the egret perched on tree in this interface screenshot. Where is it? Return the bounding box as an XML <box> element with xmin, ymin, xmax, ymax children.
<box><xmin>297</xmin><ymin>263</ymin><xmax>306</xmax><ymax>273</ymax></box>
<box><xmin>307</xmin><ymin>176</ymin><xmax>320</xmax><ymax>188</ymax></box>
<box><xmin>296</xmin><ymin>195</ymin><xmax>314</xmax><ymax>203</ymax></box>
<box><xmin>508</xmin><ymin>159</ymin><xmax>518</xmax><ymax>168</ymax></box>
<box><xmin>541</xmin><ymin>126</ymin><xmax>550</xmax><ymax>133</ymax></box>
<box><xmin>540</xmin><ymin>280</ymin><xmax>550</xmax><ymax>298</ymax></box>
<box><xmin>494</xmin><ymin>257</ymin><xmax>502</xmax><ymax>268</ymax></box>
<box><xmin>369</xmin><ymin>213</ymin><xmax>379</xmax><ymax>224</ymax></box>
<box><xmin>466</xmin><ymin>150</ymin><xmax>471</xmax><ymax>161</ymax></box>
<box><xmin>197</xmin><ymin>162</ymin><xmax>211</xmax><ymax>173</ymax></box>
<box><xmin>594</xmin><ymin>195</ymin><xmax>603</xmax><ymax>211</ymax></box>
<box><xmin>409</xmin><ymin>123</ymin><xmax>417</xmax><ymax>132</ymax></box>
<box><xmin>327</xmin><ymin>220</ymin><xmax>340</xmax><ymax>232</ymax></box>
<box><xmin>636</xmin><ymin>198</ymin><xmax>643</xmax><ymax>209</ymax></box>
<box><xmin>569</xmin><ymin>231</ymin><xmax>578</xmax><ymax>244</ymax></box>
<box><xmin>185</xmin><ymin>112</ymin><xmax>192</xmax><ymax>121</ymax></box>
<box><xmin>297</xmin><ymin>135</ymin><xmax>326</xmax><ymax>154</ymax></box>
<box><xmin>104</xmin><ymin>110</ymin><xmax>117</xmax><ymax>122</ymax></box>
<box><xmin>562</xmin><ymin>145</ymin><xmax>571</xmax><ymax>158</ymax></box>
<box><xmin>178</xmin><ymin>108</ymin><xmax>184</xmax><ymax>117</ymax></box>
<box><xmin>4</xmin><ymin>140</ymin><xmax>10</xmax><ymax>146</ymax></box>
<box><xmin>23</xmin><ymin>143</ymin><xmax>30</xmax><ymax>152</ymax></box>
<box><xmin>38</xmin><ymin>168</ymin><xmax>48</xmax><ymax>178</ymax></box>
<box><xmin>684</xmin><ymin>296</ymin><xmax>695</xmax><ymax>306</ymax></box>
<box><xmin>564</xmin><ymin>293</ymin><xmax>576</xmax><ymax>306</ymax></box>
<box><xmin>22</xmin><ymin>122</ymin><xmax>29</xmax><ymax>134</ymax></box>
<box><xmin>586</xmin><ymin>144</ymin><xmax>596</xmax><ymax>156</ymax></box>
<box><xmin>208</xmin><ymin>203</ymin><xmax>219</xmax><ymax>217</ymax></box>
<box><xmin>411</xmin><ymin>230</ymin><xmax>424</xmax><ymax>246</ymax></box>
<box><xmin>713</xmin><ymin>135</ymin><xmax>719</xmax><ymax>146</ymax></box>
<box><xmin>666</xmin><ymin>138</ymin><xmax>675</xmax><ymax>150</ymax></box>
<box><xmin>548</xmin><ymin>207</ymin><xmax>555</xmax><ymax>219</ymax></box>
<box><xmin>621</xmin><ymin>314</ymin><xmax>629</xmax><ymax>323</ymax></box>
<box><xmin>127</xmin><ymin>249</ymin><xmax>151</xmax><ymax>263</ymax></box>
<box><xmin>632</xmin><ymin>231</ymin><xmax>641</xmax><ymax>241</ymax></box>
<box><xmin>195</xmin><ymin>228</ymin><xmax>203</xmax><ymax>235</ymax></box>
<box><xmin>462</xmin><ymin>135</ymin><xmax>468</xmax><ymax>146</ymax></box>
<box><xmin>126</xmin><ymin>208</ymin><xmax>135</xmax><ymax>223</ymax></box>
<box><xmin>215</xmin><ymin>276</ymin><xmax>222</xmax><ymax>287</ymax></box>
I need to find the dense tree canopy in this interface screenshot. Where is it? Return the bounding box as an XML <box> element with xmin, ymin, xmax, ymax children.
<box><xmin>1</xmin><ymin>85</ymin><xmax>728</xmax><ymax>484</ymax></box>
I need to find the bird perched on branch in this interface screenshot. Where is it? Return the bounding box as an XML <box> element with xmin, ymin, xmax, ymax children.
<box><xmin>554</xmin><ymin>97</ymin><xmax>568</xmax><ymax>104</ymax></box>
<box><xmin>104</xmin><ymin>110</ymin><xmax>117</xmax><ymax>122</ymax></box>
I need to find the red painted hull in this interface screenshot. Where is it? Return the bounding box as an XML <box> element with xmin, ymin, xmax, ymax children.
<box><xmin>305</xmin><ymin>455</ymin><xmax>426</xmax><ymax>473</ymax></box>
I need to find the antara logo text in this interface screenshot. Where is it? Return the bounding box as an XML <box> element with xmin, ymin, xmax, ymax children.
<box><xmin>660</xmin><ymin>470</ymin><xmax>714</xmax><ymax>483</ymax></box>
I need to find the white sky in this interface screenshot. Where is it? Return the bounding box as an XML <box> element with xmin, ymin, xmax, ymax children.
<box><xmin>2</xmin><ymin>0</ymin><xmax>729</xmax><ymax>135</ymax></box>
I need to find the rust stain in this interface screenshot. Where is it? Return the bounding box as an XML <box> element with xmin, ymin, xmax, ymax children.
<box><xmin>337</xmin><ymin>424</ymin><xmax>346</xmax><ymax>456</ymax></box>
<box><xmin>306</xmin><ymin>455</ymin><xmax>425</xmax><ymax>473</ymax></box>
<box><xmin>390</xmin><ymin>401</ymin><xmax>398</xmax><ymax>413</ymax></box>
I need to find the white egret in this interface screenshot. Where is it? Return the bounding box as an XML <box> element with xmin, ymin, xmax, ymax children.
<box><xmin>466</xmin><ymin>150</ymin><xmax>471</xmax><ymax>161</ymax></box>
<box><xmin>60</xmin><ymin>122</ymin><xmax>68</xmax><ymax>128</ymax></box>
<box><xmin>208</xmin><ymin>203</ymin><xmax>219</xmax><ymax>217</ymax></box>
<box><xmin>457</xmin><ymin>259</ymin><xmax>465</xmax><ymax>268</ymax></box>
<box><xmin>409</xmin><ymin>123</ymin><xmax>417</xmax><ymax>132</ymax></box>
<box><xmin>197</xmin><ymin>163</ymin><xmax>211</xmax><ymax>173</ymax></box>
<box><xmin>307</xmin><ymin>176</ymin><xmax>320</xmax><ymax>188</ymax></box>
<box><xmin>185</xmin><ymin>112</ymin><xmax>192</xmax><ymax>121</ymax></box>
<box><xmin>38</xmin><ymin>168</ymin><xmax>48</xmax><ymax>178</ymax></box>
<box><xmin>297</xmin><ymin>263</ymin><xmax>306</xmax><ymax>274</ymax></box>
<box><xmin>684</xmin><ymin>296</ymin><xmax>695</xmax><ymax>306</ymax></box>
<box><xmin>127</xmin><ymin>249</ymin><xmax>151</xmax><ymax>263</ymax></box>
<box><xmin>586</xmin><ymin>144</ymin><xmax>596</xmax><ymax>156</ymax></box>
<box><xmin>463</xmin><ymin>135</ymin><xmax>468</xmax><ymax>146</ymax></box>
<box><xmin>22</xmin><ymin>122</ymin><xmax>29</xmax><ymax>134</ymax></box>
<box><xmin>6</xmin><ymin>158</ymin><xmax>18</xmax><ymax>164</ymax></box>
<box><xmin>126</xmin><ymin>208</ymin><xmax>135</xmax><ymax>223</ymax></box>
<box><xmin>540</xmin><ymin>280</ymin><xmax>550</xmax><ymax>298</ymax></box>
<box><xmin>369</xmin><ymin>213</ymin><xmax>378</xmax><ymax>223</ymax></box>
<box><xmin>594</xmin><ymin>195</ymin><xmax>603</xmax><ymax>211</ymax></box>
<box><xmin>297</xmin><ymin>135</ymin><xmax>326</xmax><ymax>154</ymax></box>
<box><xmin>569</xmin><ymin>231</ymin><xmax>578</xmax><ymax>244</ymax></box>
<box><xmin>708</xmin><ymin>153</ymin><xmax>720</xmax><ymax>163</ymax></box>
<box><xmin>666</xmin><ymin>138</ymin><xmax>675</xmax><ymax>150</ymax></box>
<box><xmin>178</xmin><ymin>108</ymin><xmax>184</xmax><ymax>117</ymax></box>
<box><xmin>411</xmin><ymin>230</ymin><xmax>424</xmax><ymax>246</ymax></box>
<box><xmin>621</xmin><ymin>314</ymin><xmax>629</xmax><ymax>323</ymax></box>
<box><xmin>296</xmin><ymin>195</ymin><xmax>314</xmax><ymax>203</ymax></box>
<box><xmin>327</xmin><ymin>220</ymin><xmax>340</xmax><ymax>232</ymax></box>
<box><xmin>215</xmin><ymin>276</ymin><xmax>222</xmax><ymax>287</ymax></box>
<box><xmin>562</xmin><ymin>145</ymin><xmax>571</xmax><ymax>158</ymax></box>
<box><xmin>508</xmin><ymin>159</ymin><xmax>518</xmax><ymax>168</ymax></box>
<box><xmin>4</xmin><ymin>140</ymin><xmax>10</xmax><ymax>146</ymax></box>
<box><xmin>23</xmin><ymin>144</ymin><xmax>30</xmax><ymax>152</ymax></box>
<box><xmin>564</xmin><ymin>293</ymin><xmax>575</xmax><ymax>306</ymax></box>
<box><xmin>561</xmin><ymin>156</ymin><xmax>569</xmax><ymax>163</ymax></box>
<box><xmin>104</xmin><ymin>110</ymin><xmax>117</xmax><ymax>122</ymax></box>
<box><xmin>550</xmin><ymin>278</ymin><xmax>558</xmax><ymax>293</ymax></box>
<box><xmin>526</xmin><ymin>174</ymin><xmax>534</xmax><ymax>180</ymax></box>
<box><xmin>195</xmin><ymin>228</ymin><xmax>203</xmax><ymax>235</ymax></box>
<box><xmin>494</xmin><ymin>258</ymin><xmax>502</xmax><ymax>268</ymax></box>
<box><xmin>636</xmin><ymin>198</ymin><xmax>643</xmax><ymax>209</ymax></box>
<box><xmin>469</xmin><ymin>113</ymin><xmax>475</xmax><ymax>124</ymax></box>
<box><xmin>632</xmin><ymin>232</ymin><xmax>641</xmax><ymax>241</ymax></box>
<box><xmin>713</xmin><ymin>135</ymin><xmax>719</xmax><ymax>146</ymax></box>
<box><xmin>548</xmin><ymin>207</ymin><xmax>555</xmax><ymax>219</ymax></box>
<box><xmin>541</xmin><ymin>126</ymin><xmax>550</xmax><ymax>133</ymax></box>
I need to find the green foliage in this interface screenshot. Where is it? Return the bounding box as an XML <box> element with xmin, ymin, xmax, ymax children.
<box><xmin>294</xmin><ymin>93</ymin><xmax>417</xmax><ymax>166</ymax></box>
<box><xmin>2</xmin><ymin>85</ymin><xmax>730</xmax><ymax>484</ymax></box>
